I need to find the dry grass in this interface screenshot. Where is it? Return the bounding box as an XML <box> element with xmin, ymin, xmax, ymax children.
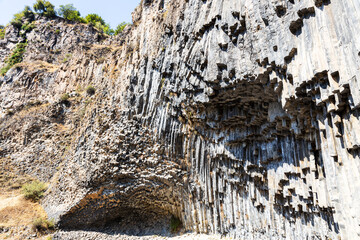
<box><xmin>0</xmin><ymin>158</ymin><xmax>30</xmax><ymax>192</ymax></box>
<box><xmin>0</xmin><ymin>158</ymin><xmax>49</xmax><ymax>237</ymax></box>
<box><xmin>0</xmin><ymin>194</ymin><xmax>47</xmax><ymax>228</ymax></box>
<box><xmin>15</xmin><ymin>102</ymin><xmax>50</xmax><ymax>119</ymax></box>
<box><xmin>16</xmin><ymin>61</ymin><xmax>59</xmax><ymax>73</ymax></box>
<box><xmin>0</xmin><ymin>177</ymin><xmax>52</xmax><ymax>239</ymax></box>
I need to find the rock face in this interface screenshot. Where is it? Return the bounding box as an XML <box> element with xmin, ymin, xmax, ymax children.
<box><xmin>1</xmin><ymin>0</ymin><xmax>360</xmax><ymax>239</ymax></box>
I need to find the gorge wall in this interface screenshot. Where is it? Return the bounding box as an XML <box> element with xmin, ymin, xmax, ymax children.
<box><xmin>1</xmin><ymin>0</ymin><xmax>360</xmax><ymax>239</ymax></box>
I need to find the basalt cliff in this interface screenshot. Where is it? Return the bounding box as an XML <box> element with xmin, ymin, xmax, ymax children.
<box><xmin>1</xmin><ymin>0</ymin><xmax>360</xmax><ymax>239</ymax></box>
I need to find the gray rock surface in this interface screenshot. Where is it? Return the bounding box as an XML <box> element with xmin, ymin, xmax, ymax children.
<box><xmin>1</xmin><ymin>0</ymin><xmax>360</xmax><ymax>239</ymax></box>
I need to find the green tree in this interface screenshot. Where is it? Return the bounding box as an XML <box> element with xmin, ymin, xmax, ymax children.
<box><xmin>33</xmin><ymin>0</ymin><xmax>56</xmax><ymax>18</ymax></box>
<box><xmin>85</xmin><ymin>13</ymin><xmax>105</xmax><ymax>26</ymax></box>
<box><xmin>114</xmin><ymin>22</ymin><xmax>129</xmax><ymax>35</ymax></box>
<box><xmin>58</xmin><ymin>4</ymin><xmax>84</xmax><ymax>22</ymax></box>
<box><xmin>10</xmin><ymin>6</ymin><xmax>35</xmax><ymax>28</ymax></box>
<box><xmin>85</xmin><ymin>14</ymin><xmax>113</xmax><ymax>35</ymax></box>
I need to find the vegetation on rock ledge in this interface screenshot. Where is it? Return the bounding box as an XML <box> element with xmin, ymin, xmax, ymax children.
<box><xmin>0</xmin><ymin>25</ymin><xmax>5</xmax><ymax>39</ymax></box>
<box><xmin>0</xmin><ymin>42</ymin><xmax>27</xmax><ymax>76</ymax></box>
<box><xmin>21</xmin><ymin>180</ymin><xmax>47</xmax><ymax>202</ymax></box>
<box><xmin>32</xmin><ymin>217</ymin><xmax>55</xmax><ymax>232</ymax></box>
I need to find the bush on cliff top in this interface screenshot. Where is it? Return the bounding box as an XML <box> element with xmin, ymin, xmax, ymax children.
<box><xmin>85</xmin><ymin>14</ymin><xmax>113</xmax><ymax>35</ymax></box>
<box><xmin>10</xmin><ymin>6</ymin><xmax>35</xmax><ymax>29</ymax></box>
<box><xmin>58</xmin><ymin>4</ymin><xmax>85</xmax><ymax>23</ymax></box>
<box><xmin>114</xmin><ymin>22</ymin><xmax>129</xmax><ymax>35</ymax></box>
<box><xmin>33</xmin><ymin>0</ymin><xmax>56</xmax><ymax>18</ymax></box>
<box><xmin>6</xmin><ymin>1</ymin><xmax>131</xmax><ymax>36</ymax></box>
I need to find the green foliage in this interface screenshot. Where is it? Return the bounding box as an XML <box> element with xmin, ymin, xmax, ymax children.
<box><xmin>0</xmin><ymin>25</ymin><xmax>5</xmax><ymax>40</ymax></box>
<box><xmin>85</xmin><ymin>14</ymin><xmax>113</xmax><ymax>35</ymax></box>
<box><xmin>23</xmin><ymin>6</ymin><xmax>35</xmax><ymax>19</ymax></box>
<box><xmin>114</xmin><ymin>22</ymin><xmax>129</xmax><ymax>35</ymax></box>
<box><xmin>86</xmin><ymin>85</ymin><xmax>96</xmax><ymax>95</ymax></box>
<box><xmin>32</xmin><ymin>217</ymin><xmax>55</xmax><ymax>232</ymax></box>
<box><xmin>21</xmin><ymin>180</ymin><xmax>47</xmax><ymax>202</ymax></box>
<box><xmin>33</xmin><ymin>0</ymin><xmax>56</xmax><ymax>18</ymax></box>
<box><xmin>170</xmin><ymin>216</ymin><xmax>182</xmax><ymax>233</ymax></box>
<box><xmin>0</xmin><ymin>65</ymin><xmax>11</xmax><ymax>76</ymax></box>
<box><xmin>60</xmin><ymin>93</ymin><xmax>70</xmax><ymax>102</ymax></box>
<box><xmin>62</xmin><ymin>53</ymin><xmax>72</xmax><ymax>63</ymax></box>
<box><xmin>58</xmin><ymin>4</ymin><xmax>85</xmax><ymax>23</ymax></box>
<box><xmin>55</xmin><ymin>29</ymin><xmax>60</xmax><ymax>34</ymax></box>
<box><xmin>0</xmin><ymin>42</ymin><xmax>27</xmax><ymax>76</ymax></box>
<box><xmin>21</xmin><ymin>22</ymin><xmax>36</xmax><ymax>32</ymax></box>
<box><xmin>10</xmin><ymin>6</ymin><xmax>35</xmax><ymax>29</ymax></box>
<box><xmin>85</xmin><ymin>13</ymin><xmax>105</xmax><ymax>26</ymax></box>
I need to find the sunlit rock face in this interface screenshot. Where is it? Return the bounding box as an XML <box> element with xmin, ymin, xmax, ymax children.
<box><xmin>1</xmin><ymin>0</ymin><xmax>360</xmax><ymax>239</ymax></box>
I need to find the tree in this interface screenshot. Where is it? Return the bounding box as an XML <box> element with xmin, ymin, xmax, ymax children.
<box><xmin>33</xmin><ymin>0</ymin><xmax>56</xmax><ymax>18</ymax></box>
<box><xmin>114</xmin><ymin>22</ymin><xmax>129</xmax><ymax>35</ymax></box>
<box><xmin>85</xmin><ymin>14</ymin><xmax>106</xmax><ymax>26</ymax></box>
<box><xmin>85</xmin><ymin>14</ymin><xmax>113</xmax><ymax>35</ymax></box>
<box><xmin>10</xmin><ymin>6</ymin><xmax>35</xmax><ymax>28</ymax></box>
<box><xmin>58</xmin><ymin>4</ymin><xmax>84</xmax><ymax>22</ymax></box>
<box><xmin>23</xmin><ymin>6</ymin><xmax>35</xmax><ymax>20</ymax></box>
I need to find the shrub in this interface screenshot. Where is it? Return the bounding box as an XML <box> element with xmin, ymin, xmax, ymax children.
<box><xmin>60</xmin><ymin>93</ymin><xmax>70</xmax><ymax>102</ymax></box>
<box><xmin>0</xmin><ymin>65</ymin><xmax>11</xmax><ymax>76</ymax></box>
<box><xmin>0</xmin><ymin>42</ymin><xmax>27</xmax><ymax>76</ymax></box>
<box><xmin>85</xmin><ymin>13</ymin><xmax>105</xmax><ymax>26</ymax></box>
<box><xmin>85</xmin><ymin>14</ymin><xmax>113</xmax><ymax>35</ymax></box>
<box><xmin>86</xmin><ymin>85</ymin><xmax>95</xmax><ymax>95</ymax></box>
<box><xmin>10</xmin><ymin>6</ymin><xmax>35</xmax><ymax>29</ymax></box>
<box><xmin>21</xmin><ymin>22</ymin><xmax>36</xmax><ymax>32</ymax></box>
<box><xmin>62</xmin><ymin>54</ymin><xmax>72</xmax><ymax>63</ymax></box>
<box><xmin>32</xmin><ymin>217</ymin><xmax>55</xmax><ymax>232</ymax></box>
<box><xmin>0</xmin><ymin>25</ymin><xmax>5</xmax><ymax>39</ymax></box>
<box><xmin>170</xmin><ymin>216</ymin><xmax>182</xmax><ymax>233</ymax></box>
<box><xmin>21</xmin><ymin>180</ymin><xmax>47</xmax><ymax>202</ymax></box>
<box><xmin>33</xmin><ymin>0</ymin><xmax>56</xmax><ymax>18</ymax></box>
<box><xmin>114</xmin><ymin>22</ymin><xmax>129</xmax><ymax>35</ymax></box>
<box><xmin>58</xmin><ymin>4</ymin><xmax>85</xmax><ymax>23</ymax></box>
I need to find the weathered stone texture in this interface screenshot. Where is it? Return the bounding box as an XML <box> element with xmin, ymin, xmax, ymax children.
<box><xmin>1</xmin><ymin>0</ymin><xmax>360</xmax><ymax>239</ymax></box>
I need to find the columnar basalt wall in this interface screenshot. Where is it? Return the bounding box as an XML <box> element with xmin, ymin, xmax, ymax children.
<box><xmin>118</xmin><ymin>0</ymin><xmax>360</xmax><ymax>238</ymax></box>
<box><xmin>1</xmin><ymin>0</ymin><xmax>360</xmax><ymax>239</ymax></box>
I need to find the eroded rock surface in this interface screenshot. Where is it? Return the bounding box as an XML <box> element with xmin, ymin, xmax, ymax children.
<box><xmin>1</xmin><ymin>0</ymin><xmax>360</xmax><ymax>239</ymax></box>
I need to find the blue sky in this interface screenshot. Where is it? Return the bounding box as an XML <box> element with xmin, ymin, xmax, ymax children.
<box><xmin>0</xmin><ymin>0</ymin><xmax>141</xmax><ymax>28</ymax></box>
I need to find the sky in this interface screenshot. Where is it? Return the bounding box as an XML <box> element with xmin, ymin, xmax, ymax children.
<box><xmin>0</xmin><ymin>0</ymin><xmax>141</xmax><ymax>28</ymax></box>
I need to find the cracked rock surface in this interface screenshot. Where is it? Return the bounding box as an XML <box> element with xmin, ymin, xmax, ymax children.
<box><xmin>1</xmin><ymin>0</ymin><xmax>360</xmax><ymax>239</ymax></box>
